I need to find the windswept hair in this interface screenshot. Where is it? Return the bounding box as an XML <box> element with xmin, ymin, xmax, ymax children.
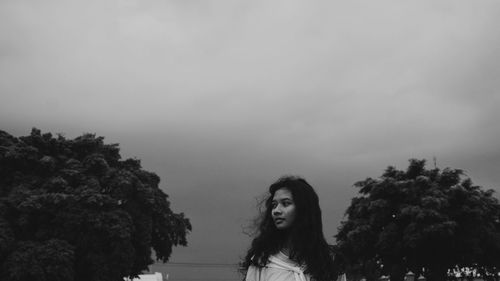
<box><xmin>241</xmin><ymin>176</ymin><xmax>338</xmax><ymax>281</ymax></box>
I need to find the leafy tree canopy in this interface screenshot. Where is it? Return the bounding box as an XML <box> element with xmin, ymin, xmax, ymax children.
<box><xmin>335</xmin><ymin>159</ymin><xmax>500</xmax><ymax>281</ymax></box>
<box><xmin>0</xmin><ymin>128</ymin><xmax>191</xmax><ymax>281</ymax></box>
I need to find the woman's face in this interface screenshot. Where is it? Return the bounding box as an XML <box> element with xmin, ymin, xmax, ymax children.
<box><xmin>271</xmin><ymin>188</ymin><xmax>297</xmax><ymax>230</ymax></box>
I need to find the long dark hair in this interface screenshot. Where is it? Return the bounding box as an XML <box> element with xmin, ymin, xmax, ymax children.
<box><xmin>242</xmin><ymin>176</ymin><xmax>338</xmax><ymax>281</ymax></box>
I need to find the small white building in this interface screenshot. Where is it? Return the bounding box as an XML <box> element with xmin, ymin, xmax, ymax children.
<box><xmin>124</xmin><ymin>272</ymin><xmax>165</xmax><ymax>281</ymax></box>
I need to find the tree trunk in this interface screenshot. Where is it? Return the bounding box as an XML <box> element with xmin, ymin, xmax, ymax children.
<box><xmin>426</xmin><ymin>266</ymin><xmax>447</xmax><ymax>281</ymax></box>
<box><xmin>389</xmin><ymin>264</ymin><xmax>406</xmax><ymax>281</ymax></box>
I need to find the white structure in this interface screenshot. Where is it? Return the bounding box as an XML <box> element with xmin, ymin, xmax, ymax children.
<box><xmin>124</xmin><ymin>272</ymin><xmax>164</xmax><ymax>281</ymax></box>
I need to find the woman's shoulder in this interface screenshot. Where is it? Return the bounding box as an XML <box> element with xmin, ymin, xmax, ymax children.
<box><xmin>245</xmin><ymin>259</ymin><xmax>312</xmax><ymax>281</ymax></box>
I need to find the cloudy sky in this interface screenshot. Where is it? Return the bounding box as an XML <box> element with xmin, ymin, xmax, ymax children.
<box><xmin>1</xmin><ymin>0</ymin><xmax>500</xmax><ymax>280</ymax></box>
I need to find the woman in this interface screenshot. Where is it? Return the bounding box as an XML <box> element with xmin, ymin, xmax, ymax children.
<box><xmin>242</xmin><ymin>176</ymin><xmax>338</xmax><ymax>281</ymax></box>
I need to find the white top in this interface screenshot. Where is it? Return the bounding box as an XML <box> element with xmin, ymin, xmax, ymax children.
<box><xmin>245</xmin><ymin>251</ymin><xmax>311</xmax><ymax>281</ymax></box>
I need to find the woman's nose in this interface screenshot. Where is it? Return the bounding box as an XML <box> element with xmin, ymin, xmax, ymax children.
<box><xmin>272</xmin><ymin>206</ymin><xmax>281</xmax><ymax>215</ymax></box>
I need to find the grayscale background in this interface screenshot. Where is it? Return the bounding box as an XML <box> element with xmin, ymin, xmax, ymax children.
<box><xmin>1</xmin><ymin>1</ymin><xmax>500</xmax><ymax>280</ymax></box>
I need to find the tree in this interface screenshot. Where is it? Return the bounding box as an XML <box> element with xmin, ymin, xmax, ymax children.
<box><xmin>334</xmin><ymin>159</ymin><xmax>500</xmax><ymax>281</ymax></box>
<box><xmin>0</xmin><ymin>128</ymin><xmax>192</xmax><ymax>281</ymax></box>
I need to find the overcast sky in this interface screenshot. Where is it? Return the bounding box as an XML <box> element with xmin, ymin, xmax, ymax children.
<box><xmin>2</xmin><ymin>0</ymin><xmax>500</xmax><ymax>280</ymax></box>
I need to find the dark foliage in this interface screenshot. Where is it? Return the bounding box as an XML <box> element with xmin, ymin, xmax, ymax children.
<box><xmin>0</xmin><ymin>128</ymin><xmax>191</xmax><ymax>281</ymax></box>
<box><xmin>335</xmin><ymin>159</ymin><xmax>500</xmax><ymax>281</ymax></box>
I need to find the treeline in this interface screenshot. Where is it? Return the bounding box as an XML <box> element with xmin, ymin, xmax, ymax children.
<box><xmin>0</xmin><ymin>129</ymin><xmax>191</xmax><ymax>281</ymax></box>
<box><xmin>335</xmin><ymin>159</ymin><xmax>500</xmax><ymax>281</ymax></box>
<box><xmin>1</xmin><ymin>128</ymin><xmax>499</xmax><ymax>281</ymax></box>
